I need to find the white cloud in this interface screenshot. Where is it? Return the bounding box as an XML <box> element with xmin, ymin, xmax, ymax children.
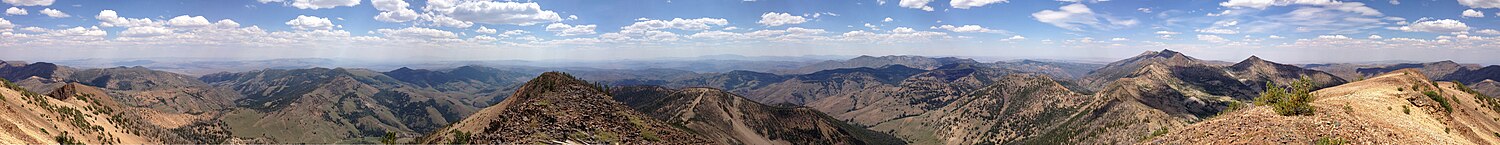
<box><xmin>1110</xmin><ymin>37</ymin><xmax>1128</xmax><ymax>41</ymax></box>
<box><xmin>1220</xmin><ymin>0</ymin><xmax>1339</xmax><ymax>9</ymax></box>
<box><xmin>1197</xmin><ymin>34</ymin><xmax>1229</xmax><ymax>43</ymax></box>
<box><xmin>214</xmin><ymin>19</ymin><xmax>240</xmax><ymax>28</ymax></box>
<box><xmin>883</xmin><ymin>17</ymin><xmax>894</xmax><ymax>22</ymax></box>
<box><xmin>471</xmin><ymin>35</ymin><xmax>497</xmax><ymax>41</ymax></box>
<box><xmin>2</xmin><ymin>0</ymin><xmax>52</xmax><ymax>6</ymax></box>
<box><xmin>1031</xmin><ymin>3</ymin><xmax>1136</xmax><ymax>31</ymax></box>
<box><xmin>933</xmin><ymin>25</ymin><xmax>1003</xmax><ymax>33</ymax></box>
<box><xmin>625</xmin><ymin>18</ymin><xmax>728</xmax><ymax>31</ymax></box>
<box><xmin>1477</xmin><ymin>29</ymin><xmax>1500</xmax><ymax>35</ymax></box>
<box><xmin>475</xmin><ymin>26</ymin><xmax>496</xmax><ymax>34</ymax></box>
<box><xmin>758</xmin><ymin>12</ymin><xmax>807</xmax><ymax>27</ymax></box>
<box><xmin>1399</xmin><ymin>19</ymin><xmax>1469</xmax><ymax>33</ymax></box>
<box><xmin>370</xmin><ymin>0</ymin><xmax>409</xmax><ymax>11</ymax></box>
<box><xmin>1464</xmin><ymin>9</ymin><xmax>1486</xmax><ymax>18</ymax></box>
<box><xmin>370</xmin><ymin>0</ymin><xmax>419</xmax><ymax>22</ymax></box>
<box><xmin>1460</xmin><ymin>0</ymin><xmax>1500</xmax><ymax>8</ymax></box>
<box><xmin>545</xmin><ymin>23</ymin><xmax>597</xmax><ymax>36</ymax></box>
<box><xmin>1367</xmin><ymin>35</ymin><xmax>1382</xmax><ymax>39</ymax></box>
<box><xmin>1268</xmin><ymin>35</ymin><xmax>1284</xmax><ymax>39</ymax></box>
<box><xmin>5</xmin><ymin>7</ymin><xmax>25</xmax><ymax>15</ymax></box>
<box><xmin>421</xmin><ymin>14</ymin><xmax>472</xmax><ymax>28</ymax></box>
<box><xmin>498</xmin><ymin>30</ymin><xmax>527</xmax><ymax>37</ymax></box>
<box><xmin>0</xmin><ymin>17</ymin><xmax>12</xmax><ymax>29</ymax></box>
<box><xmin>39</xmin><ymin>8</ymin><xmax>68</xmax><ymax>18</ymax></box>
<box><xmin>375</xmin><ymin>27</ymin><xmax>458</xmax><ymax>39</ymax></box>
<box><xmin>272</xmin><ymin>0</ymin><xmax>362</xmax><ymax>9</ymax></box>
<box><xmin>1154</xmin><ymin>31</ymin><xmax>1180</xmax><ymax>35</ymax></box>
<box><xmin>374</xmin><ymin>8</ymin><xmax>420</xmax><ymax>22</ymax></box>
<box><xmin>167</xmin><ymin>15</ymin><xmax>213</xmax><ymax>28</ymax></box>
<box><xmin>96</xmin><ymin>10</ymin><xmax>163</xmax><ymax>28</ymax></box>
<box><xmin>899</xmin><ymin>0</ymin><xmax>935</xmax><ymax>11</ymax></box>
<box><xmin>950</xmin><ymin>0</ymin><xmax>1007</xmax><ymax>9</ymax></box>
<box><xmin>441</xmin><ymin>1</ymin><xmax>562</xmax><ymax>25</ymax></box>
<box><xmin>1195</xmin><ymin>28</ymin><xmax>1238</xmax><ymax>34</ymax></box>
<box><xmin>1000</xmin><ymin>35</ymin><xmax>1025</xmax><ymax>41</ymax></box>
<box><xmin>120</xmin><ymin>26</ymin><xmax>173</xmax><ymax>37</ymax></box>
<box><xmin>286</xmin><ymin>15</ymin><xmax>336</xmax><ymax>30</ymax></box>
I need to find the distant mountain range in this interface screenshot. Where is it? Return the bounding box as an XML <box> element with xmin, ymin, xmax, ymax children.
<box><xmin>3</xmin><ymin>50</ymin><xmax>1500</xmax><ymax>144</ymax></box>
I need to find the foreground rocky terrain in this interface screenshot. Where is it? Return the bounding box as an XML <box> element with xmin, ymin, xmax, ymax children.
<box><xmin>1150</xmin><ymin>69</ymin><xmax>1500</xmax><ymax>144</ymax></box>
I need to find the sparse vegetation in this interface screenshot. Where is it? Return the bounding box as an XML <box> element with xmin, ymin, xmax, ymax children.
<box><xmin>54</xmin><ymin>135</ymin><xmax>82</xmax><ymax>145</ymax></box>
<box><xmin>1254</xmin><ymin>76</ymin><xmax>1317</xmax><ymax>116</ymax></box>
<box><xmin>1314</xmin><ymin>136</ymin><xmax>1348</xmax><ymax>145</ymax></box>
<box><xmin>380</xmin><ymin>132</ymin><xmax>397</xmax><ymax>144</ymax></box>
<box><xmin>1425</xmin><ymin>91</ymin><xmax>1453</xmax><ymax>112</ymax></box>
<box><xmin>447</xmin><ymin>130</ymin><xmax>470</xmax><ymax>144</ymax></box>
<box><xmin>1403</xmin><ymin>105</ymin><xmax>1411</xmax><ymax>114</ymax></box>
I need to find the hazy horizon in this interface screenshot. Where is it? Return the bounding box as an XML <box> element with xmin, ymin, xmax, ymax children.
<box><xmin>2</xmin><ymin>0</ymin><xmax>1499</xmax><ymax>64</ymax></box>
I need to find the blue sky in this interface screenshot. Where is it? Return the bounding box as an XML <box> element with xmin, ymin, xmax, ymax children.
<box><xmin>1</xmin><ymin>0</ymin><xmax>1498</xmax><ymax>64</ymax></box>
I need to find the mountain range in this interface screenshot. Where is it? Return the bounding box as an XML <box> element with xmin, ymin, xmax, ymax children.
<box><xmin>2</xmin><ymin>49</ymin><xmax>1500</xmax><ymax>144</ymax></box>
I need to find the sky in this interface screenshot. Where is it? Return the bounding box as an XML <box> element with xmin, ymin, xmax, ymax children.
<box><xmin>0</xmin><ymin>0</ymin><xmax>1498</xmax><ymax>64</ymax></box>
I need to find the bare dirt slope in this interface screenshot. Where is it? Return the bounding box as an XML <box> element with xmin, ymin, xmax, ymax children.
<box><xmin>1150</xmin><ymin>68</ymin><xmax>1500</xmax><ymax>144</ymax></box>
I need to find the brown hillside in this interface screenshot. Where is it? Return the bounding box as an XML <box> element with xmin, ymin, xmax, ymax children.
<box><xmin>421</xmin><ymin>72</ymin><xmax>710</xmax><ymax>144</ymax></box>
<box><xmin>1149</xmin><ymin>68</ymin><xmax>1500</xmax><ymax>144</ymax></box>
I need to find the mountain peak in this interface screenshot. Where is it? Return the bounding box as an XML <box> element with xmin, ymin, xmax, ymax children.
<box><xmin>1245</xmin><ymin>55</ymin><xmax>1263</xmax><ymax>62</ymax></box>
<box><xmin>392</xmin><ymin>67</ymin><xmax>415</xmax><ymax>72</ymax></box>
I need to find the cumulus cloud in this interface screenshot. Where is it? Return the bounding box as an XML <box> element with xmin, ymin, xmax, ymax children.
<box><xmin>421</xmin><ymin>14</ymin><xmax>473</xmax><ymax>28</ymax></box>
<box><xmin>545</xmin><ymin>23</ymin><xmax>597</xmax><ymax>36</ymax></box>
<box><xmin>370</xmin><ymin>0</ymin><xmax>409</xmax><ymax>11</ymax></box>
<box><xmin>1460</xmin><ymin>0</ymin><xmax>1500</xmax><ymax>8</ymax></box>
<box><xmin>883</xmin><ymin>17</ymin><xmax>894</xmax><ymax>22</ymax></box>
<box><xmin>1031</xmin><ymin>4</ymin><xmax>1136</xmax><ymax>31</ymax></box>
<box><xmin>1220</xmin><ymin>0</ymin><xmax>1338</xmax><ymax>9</ymax></box>
<box><xmin>39</xmin><ymin>8</ymin><xmax>68</xmax><ymax>18</ymax></box>
<box><xmin>625</xmin><ymin>18</ymin><xmax>728</xmax><ymax>32</ymax></box>
<box><xmin>1477</xmin><ymin>29</ymin><xmax>1500</xmax><ymax>35</ymax></box>
<box><xmin>96</xmin><ymin>10</ymin><xmax>161</xmax><ymax>27</ymax></box>
<box><xmin>167</xmin><ymin>15</ymin><xmax>213</xmax><ymax>28</ymax></box>
<box><xmin>5</xmin><ymin>7</ymin><xmax>25</xmax><ymax>15</ymax></box>
<box><xmin>2</xmin><ymin>0</ymin><xmax>52</xmax><ymax>6</ymax></box>
<box><xmin>1195</xmin><ymin>28</ymin><xmax>1238</xmax><ymax>34</ymax></box>
<box><xmin>1399</xmin><ymin>19</ymin><xmax>1469</xmax><ymax>33</ymax></box>
<box><xmin>1197</xmin><ymin>34</ymin><xmax>1228</xmax><ymax>43</ymax></box>
<box><xmin>498</xmin><ymin>30</ymin><xmax>527</xmax><ymax>37</ymax></box>
<box><xmin>214</xmin><ymin>19</ymin><xmax>240</xmax><ymax>28</ymax></box>
<box><xmin>758</xmin><ymin>12</ymin><xmax>806</xmax><ymax>27</ymax></box>
<box><xmin>475</xmin><ymin>26</ymin><xmax>496</xmax><ymax>34</ymax></box>
<box><xmin>375</xmin><ymin>9</ymin><xmax>420</xmax><ymax>22</ymax></box>
<box><xmin>0</xmin><ymin>17</ymin><xmax>12</xmax><ymax>29</ymax></box>
<box><xmin>375</xmin><ymin>27</ymin><xmax>458</xmax><ymax>39</ymax></box>
<box><xmin>259</xmin><ymin>0</ymin><xmax>362</xmax><ymax>9</ymax></box>
<box><xmin>1367</xmin><ymin>35</ymin><xmax>1382</xmax><ymax>39</ymax></box>
<box><xmin>285</xmin><ymin>15</ymin><xmax>336</xmax><ymax>30</ymax></box>
<box><xmin>899</xmin><ymin>0</ymin><xmax>935</xmax><ymax>11</ymax></box>
<box><xmin>120</xmin><ymin>26</ymin><xmax>173</xmax><ymax>37</ymax></box>
<box><xmin>950</xmin><ymin>0</ymin><xmax>1007</xmax><ymax>9</ymax></box>
<box><xmin>1000</xmin><ymin>35</ymin><xmax>1025</xmax><ymax>41</ymax></box>
<box><xmin>371</xmin><ymin>0</ymin><xmax>419</xmax><ymax>22</ymax></box>
<box><xmin>932</xmin><ymin>25</ymin><xmax>1003</xmax><ymax>33</ymax></box>
<box><xmin>439</xmin><ymin>1</ymin><xmax>562</xmax><ymax>25</ymax></box>
<box><xmin>1464</xmin><ymin>9</ymin><xmax>1485</xmax><ymax>18</ymax></box>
